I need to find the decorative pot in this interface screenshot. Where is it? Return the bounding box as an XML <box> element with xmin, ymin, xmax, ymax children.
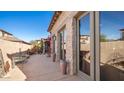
<box><xmin>60</xmin><ymin>60</ymin><xmax>67</xmax><ymax>75</ymax></box>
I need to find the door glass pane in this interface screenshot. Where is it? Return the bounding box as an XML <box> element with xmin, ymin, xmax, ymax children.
<box><xmin>64</xmin><ymin>30</ymin><xmax>66</xmax><ymax>60</ymax></box>
<box><xmin>100</xmin><ymin>12</ymin><xmax>124</xmax><ymax>81</ymax></box>
<box><xmin>60</xmin><ymin>31</ymin><xmax>63</xmax><ymax>60</ymax></box>
<box><xmin>79</xmin><ymin>13</ymin><xmax>90</xmax><ymax>75</ymax></box>
<box><xmin>53</xmin><ymin>35</ymin><xmax>56</xmax><ymax>53</ymax></box>
<box><xmin>60</xmin><ymin>29</ymin><xmax>66</xmax><ymax>60</ymax></box>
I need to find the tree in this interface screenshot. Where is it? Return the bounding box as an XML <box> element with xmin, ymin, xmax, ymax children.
<box><xmin>30</xmin><ymin>40</ymin><xmax>43</xmax><ymax>53</ymax></box>
<box><xmin>30</xmin><ymin>40</ymin><xmax>38</xmax><ymax>46</ymax></box>
<box><xmin>100</xmin><ymin>34</ymin><xmax>108</xmax><ymax>42</ymax></box>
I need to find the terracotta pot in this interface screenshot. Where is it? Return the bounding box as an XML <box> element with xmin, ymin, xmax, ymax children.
<box><xmin>60</xmin><ymin>60</ymin><xmax>67</xmax><ymax>75</ymax></box>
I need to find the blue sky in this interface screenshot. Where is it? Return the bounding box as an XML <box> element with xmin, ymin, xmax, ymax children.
<box><xmin>0</xmin><ymin>11</ymin><xmax>54</xmax><ymax>42</ymax></box>
<box><xmin>80</xmin><ymin>12</ymin><xmax>124</xmax><ymax>40</ymax></box>
<box><xmin>0</xmin><ymin>11</ymin><xmax>124</xmax><ymax>42</ymax></box>
<box><xmin>100</xmin><ymin>11</ymin><xmax>124</xmax><ymax>40</ymax></box>
<box><xmin>80</xmin><ymin>13</ymin><xmax>90</xmax><ymax>35</ymax></box>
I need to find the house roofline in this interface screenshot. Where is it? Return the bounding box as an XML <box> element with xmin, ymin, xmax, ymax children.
<box><xmin>48</xmin><ymin>11</ymin><xmax>62</xmax><ymax>32</ymax></box>
<box><xmin>120</xmin><ymin>28</ymin><xmax>124</xmax><ymax>32</ymax></box>
<box><xmin>119</xmin><ymin>28</ymin><xmax>124</xmax><ymax>32</ymax></box>
<box><xmin>0</xmin><ymin>29</ymin><xmax>13</xmax><ymax>35</ymax></box>
<box><xmin>21</xmin><ymin>41</ymin><xmax>31</xmax><ymax>45</ymax></box>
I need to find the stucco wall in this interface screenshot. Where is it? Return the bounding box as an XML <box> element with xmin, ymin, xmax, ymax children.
<box><xmin>80</xmin><ymin>40</ymin><xmax>124</xmax><ymax>64</ymax></box>
<box><xmin>100</xmin><ymin>41</ymin><xmax>124</xmax><ymax>80</ymax></box>
<box><xmin>0</xmin><ymin>39</ymin><xmax>31</xmax><ymax>69</ymax></box>
<box><xmin>100</xmin><ymin>41</ymin><xmax>124</xmax><ymax>64</ymax></box>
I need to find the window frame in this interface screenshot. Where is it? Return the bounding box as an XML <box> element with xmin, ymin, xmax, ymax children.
<box><xmin>59</xmin><ymin>27</ymin><xmax>66</xmax><ymax>61</ymax></box>
<box><xmin>76</xmin><ymin>11</ymin><xmax>95</xmax><ymax>80</ymax></box>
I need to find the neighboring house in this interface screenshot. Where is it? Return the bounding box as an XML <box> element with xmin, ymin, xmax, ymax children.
<box><xmin>0</xmin><ymin>29</ymin><xmax>13</xmax><ymax>37</ymax></box>
<box><xmin>80</xmin><ymin>35</ymin><xmax>90</xmax><ymax>44</ymax></box>
<box><xmin>120</xmin><ymin>28</ymin><xmax>124</xmax><ymax>40</ymax></box>
<box><xmin>0</xmin><ymin>29</ymin><xmax>31</xmax><ymax>74</ymax></box>
<box><xmin>48</xmin><ymin>11</ymin><xmax>124</xmax><ymax>81</ymax></box>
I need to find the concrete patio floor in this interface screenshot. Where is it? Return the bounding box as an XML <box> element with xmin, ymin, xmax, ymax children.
<box><xmin>17</xmin><ymin>54</ymin><xmax>84</xmax><ymax>81</ymax></box>
<box><xmin>0</xmin><ymin>66</ymin><xmax>26</xmax><ymax>81</ymax></box>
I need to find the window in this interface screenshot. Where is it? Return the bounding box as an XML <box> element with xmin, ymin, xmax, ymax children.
<box><xmin>60</xmin><ymin>28</ymin><xmax>66</xmax><ymax>61</ymax></box>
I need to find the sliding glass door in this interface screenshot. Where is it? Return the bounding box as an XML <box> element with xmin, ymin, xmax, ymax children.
<box><xmin>77</xmin><ymin>12</ymin><xmax>95</xmax><ymax>80</ymax></box>
<box><xmin>99</xmin><ymin>12</ymin><xmax>124</xmax><ymax>81</ymax></box>
<box><xmin>77</xmin><ymin>11</ymin><xmax>124</xmax><ymax>81</ymax></box>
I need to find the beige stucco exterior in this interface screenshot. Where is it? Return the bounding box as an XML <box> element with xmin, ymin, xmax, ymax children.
<box><xmin>0</xmin><ymin>39</ymin><xmax>32</xmax><ymax>69</ymax></box>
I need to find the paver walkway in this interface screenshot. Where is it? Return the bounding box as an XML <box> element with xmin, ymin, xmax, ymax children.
<box><xmin>17</xmin><ymin>54</ymin><xmax>84</xmax><ymax>81</ymax></box>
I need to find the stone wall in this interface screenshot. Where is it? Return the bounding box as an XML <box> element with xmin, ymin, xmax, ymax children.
<box><xmin>50</xmin><ymin>11</ymin><xmax>79</xmax><ymax>75</ymax></box>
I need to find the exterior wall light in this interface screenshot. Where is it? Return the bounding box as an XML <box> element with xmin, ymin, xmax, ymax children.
<box><xmin>53</xmin><ymin>35</ymin><xmax>56</xmax><ymax>41</ymax></box>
